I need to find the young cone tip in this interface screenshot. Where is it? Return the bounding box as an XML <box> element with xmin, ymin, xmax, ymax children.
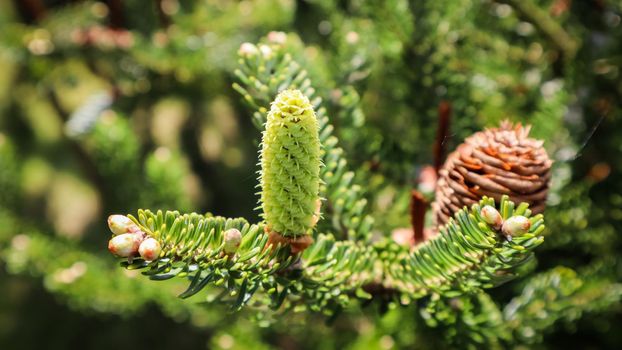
<box><xmin>260</xmin><ymin>89</ymin><xmax>321</xmax><ymax>238</ymax></box>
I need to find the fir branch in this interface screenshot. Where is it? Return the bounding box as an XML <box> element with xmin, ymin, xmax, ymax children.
<box><xmin>504</xmin><ymin>266</ymin><xmax>622</xmax><ymax>344</ymax></box>
<box><xmin>108</xmin><ymin>196</ymin><xmax>545</xmax><ymax>314</ymax></box>
<box><xmin>419</xmin><ymin>292</ymin><xmax>510</xmax><ymax>348</ymax></box>
<box><xmin>233</xmin><ymin>36</ymin><xmax>375</xmax><ymax>242</ymax></box>
<box><xmin>123</xmin><ymin>210</ymin><xmax>294</xmax><ymax>308</ymax></box>
<box><xmin>387</xmin><ymin>196</ymin><xmax>545</xmax><ymax>298</ymax></box>
<box><xmin>108</xmin><ymin>209</ymin><xmax>379</xmax><ymax>314</ymax></box>
<box><xmin>299</xmin><ymin>234</ymin><xmax>376</xmax><ymax>311</ymax></box>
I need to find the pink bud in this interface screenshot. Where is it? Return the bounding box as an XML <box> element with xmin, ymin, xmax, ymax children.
<box><xmin>138</xmin><ymin>238</ymin><xmax>161</xmax><ymax>261</ymax></box>
<box><xmin>502</xmin><ymin>216</ymin><xmax>531</xmax><ymax>237</ymax></box>
<box><xmin>107</xmin><ymin>215</ymin><xmax>135</xmax><ymax>235</ymax></box>
<box><xmin>223</xmin><ymin>229</ymin><xmax>242</xmax><ymax>254</ymax></box>
<box><xmin>480</xmin><ymin>205</ymin><xmax>503</xmax><ymax>230</ymax></box>
<box><xmin>108</xmin><ymin>233</ymin><xmax>141</xmax><ymax>257</ymax></box>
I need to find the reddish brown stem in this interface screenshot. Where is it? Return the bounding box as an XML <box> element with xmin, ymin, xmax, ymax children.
<box><xmin>410</xmin><ymin>190</ymin><xmax>428</xmax><ymax>245</ymax></box>
<box><xmin>433</xmin><ymin>100</ymin><xmax>452</xmax><ymax>174</ymax></box>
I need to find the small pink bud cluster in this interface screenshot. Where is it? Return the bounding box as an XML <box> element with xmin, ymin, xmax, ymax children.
<box><xmin>479</xmin><ymin>206</ymin><xmax>531</xmax><ymax>239</ymax></box>
<box><xmin>107</xmin><ymin>215</ymin><xmax>161</xmax><ymax>261</ymax></box>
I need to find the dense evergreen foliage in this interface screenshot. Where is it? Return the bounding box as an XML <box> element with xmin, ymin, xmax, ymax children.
<box><xmin>1</xmin><ymin>1</ymin><xmax>621</xmax><ymax>349</ymax></box>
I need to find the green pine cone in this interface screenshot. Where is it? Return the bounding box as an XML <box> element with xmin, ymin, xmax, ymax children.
<box><xmin>260</xmin><ymin>89</ymin><xmax>321</xmax><ymax>237</ymax></box>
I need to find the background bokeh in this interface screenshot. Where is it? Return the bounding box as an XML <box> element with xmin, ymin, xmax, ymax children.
<box><xmin>1</xmin><ymin>0</ymin><xmax>621</xmax><ymax>349</ymax></box>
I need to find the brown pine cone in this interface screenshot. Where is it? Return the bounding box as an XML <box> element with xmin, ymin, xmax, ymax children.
<box><xmin>432</xmin><ymin>121</ymin><xmax>552</xmax><ymax>227</ymax></box>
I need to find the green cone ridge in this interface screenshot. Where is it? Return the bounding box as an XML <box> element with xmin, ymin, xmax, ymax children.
<box><xmin>260</xmin><ymin>89</ymin><xmax>321</xmax><ymax>237</ymax></box>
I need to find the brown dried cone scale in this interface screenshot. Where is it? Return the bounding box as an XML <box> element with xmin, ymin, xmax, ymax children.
<box><xmin>433</xmin><ymin>121</ymin><xmax>552</xmax><ymax>227</ymax></box>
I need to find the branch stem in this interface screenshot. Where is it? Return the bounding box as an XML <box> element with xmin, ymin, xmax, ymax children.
<box><xmin>410</xmin><ymin>190</ymin><xmax>428</xmax><ymax>245</ymax></box>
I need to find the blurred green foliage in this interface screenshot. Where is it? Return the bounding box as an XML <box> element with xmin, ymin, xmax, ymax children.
<box><xmin>1</xmin><ymin>0</ymin><xmax>621</xmax><ymax>349</ymax></box>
